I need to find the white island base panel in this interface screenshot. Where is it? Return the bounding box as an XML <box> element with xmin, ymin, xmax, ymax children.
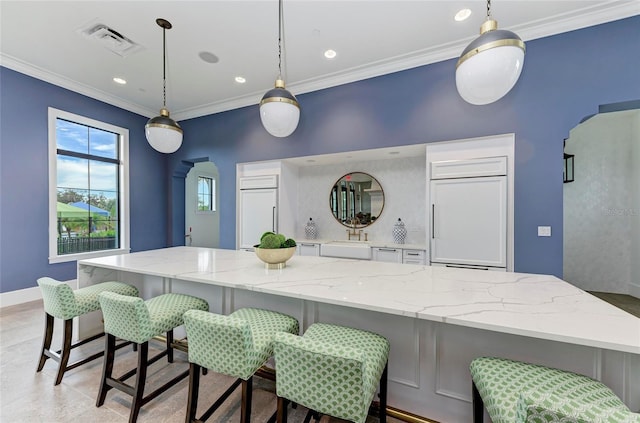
<box><xmin>78</xmin><ymin>247</ymin><xmax>640</xmax><ymax>422</ymax></box>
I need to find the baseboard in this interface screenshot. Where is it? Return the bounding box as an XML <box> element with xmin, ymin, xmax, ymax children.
<box><xmin>0</xmin><ymin>279</ymin><xmax>77</xmax><ymax>309</ymax></box>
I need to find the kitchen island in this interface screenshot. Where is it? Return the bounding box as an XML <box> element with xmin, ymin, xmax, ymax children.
<box><xmin>78</xmin><ymin>247</ymin><xmax>640</xmax><ymax>422</ymax></box>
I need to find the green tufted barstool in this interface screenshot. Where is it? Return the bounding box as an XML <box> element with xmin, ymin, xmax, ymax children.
<box><xmin>470</xmin><ymin>356</ymin><xmax>640</xmax><ymax>423</ymax></box>
<box><xmin>96</xmin><ymin>291</ymin><xmax>209</xmax><ymax>423</ymax></box>
<box><xmin>183</xmin><ymin>308</ymin><xmax>299</xmax><ymax>423</ymax></box>
<box><xmin>274</xmin><ymin>322</ymin><xmax>390</xmax><ymax>423</ymax></box>
<box><xmin>36</xmin><ymin>277</ymin><xmax>139</xmax><ymax>385</ymax></box>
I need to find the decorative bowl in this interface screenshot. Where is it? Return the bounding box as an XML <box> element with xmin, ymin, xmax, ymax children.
<box><xmin>254</xmin><ymin>246</ymin><xmax>296</xmax><ymax>269</ymax></box>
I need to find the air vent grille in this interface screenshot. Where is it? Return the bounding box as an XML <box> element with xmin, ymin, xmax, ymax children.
<box><xmin>79</xmin><ymin>23</ymin><xmax>143</xmax><ymax>57</ymax></box>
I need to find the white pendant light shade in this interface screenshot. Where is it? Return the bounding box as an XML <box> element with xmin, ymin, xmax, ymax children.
<box><xmin>456</xmin><ymin>18</ymin><xmax>525</xmax><ymax>105</ymax></box>
<box><xmin>260</xmin><ymin>79</ymin><xmax>300</xmax><ymax>137</ymax></box>
<box><xmin>145</xmin><ymin>108</ymin><xmax>183</xmax><ymax>153</ymax></box>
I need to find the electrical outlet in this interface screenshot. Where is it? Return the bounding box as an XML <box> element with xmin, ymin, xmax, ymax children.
<box><xmin>537</xmin><ymin>226</ymin><xmax>551</xmax><ymax>237</ymax></box>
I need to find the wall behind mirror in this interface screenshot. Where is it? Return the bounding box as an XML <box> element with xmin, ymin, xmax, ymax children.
<box><xmin>563</xmin><ymin>108</ymin><xmax>640</xmax><ymax>296</ymax></box>
<box><xmin>296</xmin><ymin>156</ymin><xmax>426</xmax><ymax>245</ymax></box>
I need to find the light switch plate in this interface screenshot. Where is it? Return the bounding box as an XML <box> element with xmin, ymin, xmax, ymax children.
<box><xmin>537</xmin><ymin>226</ymin><xmax>552</xmax><ymax>237</ymax></box>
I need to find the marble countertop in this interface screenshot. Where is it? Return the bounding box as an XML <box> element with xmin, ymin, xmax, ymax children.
<box><xmin>79</xmin><ymin>247</ymin><xmax>640</xmax><ymax>354</ymax></box>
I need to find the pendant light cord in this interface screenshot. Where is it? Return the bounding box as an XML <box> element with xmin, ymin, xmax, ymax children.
<box><xmin>278</xmin><ymin>0</ymin><xmax>283</xmax><ymax>79</ymax></box>
<box><xmin>162</xmin><ymin>26</ymin><xmax>167</xmax><ymax>108</ymax></box>
<box><xmin>486</xmin><ymin>0</ymin><xmax>492</xmax><ymax>19</ymax></box>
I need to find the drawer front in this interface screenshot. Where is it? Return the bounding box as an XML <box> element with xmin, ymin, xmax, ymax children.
<box><xmin>403</xmin><ymin>249</ymin><xmax>426</xmax><ymax>265</ymax></box>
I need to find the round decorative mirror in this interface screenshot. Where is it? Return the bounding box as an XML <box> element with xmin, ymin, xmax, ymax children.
<box><xmin>329</xmin><ymin>172</ymin><xmax>384</xmax><ymax>228</ymax></box>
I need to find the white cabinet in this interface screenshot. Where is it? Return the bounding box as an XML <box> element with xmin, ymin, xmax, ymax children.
<box><xmin>372</xmin><ymin>247</ymin><xmax>402</xmax><ymax>263</ymax></box>
<box><xmin>238</xmin><ymin>176</ymin><xmax>278</xmax><ymax>250</ymax></box>
<box><xmin>297</xmin><ymin>243</ymin><xmax>320</xmax><ymax>256</ymax></box>
<box><xmin>430</xmin><ymin>157</ymin><xmax>507</xmax><ymax>270</ymax></box>
<box><xmin>402</xmin><ymin>249</ymin><xmax>426</xmax><ymax>265</ymax></box>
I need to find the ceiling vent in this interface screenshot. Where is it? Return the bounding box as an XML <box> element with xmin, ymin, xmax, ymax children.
<box><xmin>79</xmin><ymin>23</ymin><xmax>143</xmax><ymax>57</ymax></box>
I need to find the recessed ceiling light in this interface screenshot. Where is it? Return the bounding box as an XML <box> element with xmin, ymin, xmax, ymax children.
<box><xmin>455</xmin><ymin>8</ymin><xmax>472</xmax><ymax>22</ymax></box>
<box><xmin>324</xmin><ymin>49</ymin><xmax>337</xmax><ymax>59</ymax></box>
<box><xmin>388</xmin><ymin>151</ymin><xmax>400</xmax><ymax>155</ymax></box>
<box><xmin>113</xmin><ymin>77</ymin><xmax>127</xmax><ymax>85</ymax></box>
<box><xmin>235</xmin><ymin>76</ymin><xmax>246</xmax><ymax>84</ymax></box>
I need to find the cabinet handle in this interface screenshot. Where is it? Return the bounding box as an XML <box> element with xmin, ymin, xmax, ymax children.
<box><xmin>431</xmin><ymin>204</ymin><xmax>435</xmax><ymax>239</ymax></box>
<box><xmin>272</xmin><ymin>206</ymin><xmax>276</xmax><ymax>232</ymax></box>
<box><xmin>378</xmin><ymin>248</ymin><xmax>397</xmax><ymax>252</ymax></box>
<box><xmin>445</xmin><ymin>264</ymin><xmax>489</xmax><ymax>271</ymax></box>
<box><xmin>407</xmin><ymin>252</ymin><xmax>419</xmax><ymax>256</ymax></box>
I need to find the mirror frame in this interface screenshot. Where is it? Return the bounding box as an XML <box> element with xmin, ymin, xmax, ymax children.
<box><xmin>329</xmin><ymin>172</ymin><xmax>384</xmax><ymax>228</ymax></box>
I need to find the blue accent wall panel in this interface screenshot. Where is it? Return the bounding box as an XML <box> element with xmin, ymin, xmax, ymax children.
<box><xmin>0</xmin><ymin>68</ymin><xmax>168</xmax><ymax>293</ymax></box>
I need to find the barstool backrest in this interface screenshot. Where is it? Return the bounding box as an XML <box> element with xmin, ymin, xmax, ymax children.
<box><xmin>37</xmin><ymin>277</ymin><xmax>77</xmax><ymax>320</ymax></box>
<box><xmin>184</xmin><ymin>309</ymin><xmax>255</xmax><ymax>380</ymax></box>
<box><xmin>99</xmin><ymin>291</ymin><xmax>152</xmax><ymax>344</ymax></box>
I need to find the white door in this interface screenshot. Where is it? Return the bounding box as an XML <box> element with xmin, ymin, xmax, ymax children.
<box><xmin>430</xmin><ymin>176</ymin><xmax>507</xmax><ymax>268</ymax></box>
<box><xmin>185</xmin><ymin>162</ymin><xmax>219</xmax><ymax>248</ymax></box>
<box><xmin>238</xmin><ymin>188</ymin><xmax>278</xmax><ymax>249</ymax></box>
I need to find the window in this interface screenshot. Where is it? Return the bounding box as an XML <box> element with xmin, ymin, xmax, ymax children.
<box><xmin>197</xmin><ymin>176</ymin><xmax>215</xmax><ymax>212</ymax></box>
<box><xmin>48</xmin><ymin>108</ymin><xmax>129</xmax><ymax>263</ymax></box>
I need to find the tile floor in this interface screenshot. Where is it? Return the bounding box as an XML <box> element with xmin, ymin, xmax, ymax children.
<box><xmin>0</xmin><ymin>300</ymin><xmax>400</xmax><ymax>423</ymax></box>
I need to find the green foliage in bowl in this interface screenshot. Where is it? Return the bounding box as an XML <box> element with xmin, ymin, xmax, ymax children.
<box><xmin>256</xmin><ymin>232</ymin><xmax>297</xmax><ymax>249</ymax></box>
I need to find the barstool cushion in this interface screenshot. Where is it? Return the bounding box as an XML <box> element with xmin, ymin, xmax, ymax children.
<box><xmin>470</xmin><ymin>357</ymin><xmax>639</xmax><ymax>423</ymax></box>
<box><xmin>274</xmin><ymin>322</ymin><xmax>389</xmax><ymax>423</ymax></box>
<box><xmin>184</xmin><ymin>307</ymin><xmax>299</xmax><ymax>380</ymax></box>
<box><xmin>99</xmin><ymin>292</ymin><xmax>209</xmax><ymax>344</ymax></box>
<box><xmin>38</xmin><ymin>277</ymin><xmax>138</xmax><ymax>320</ymax></box>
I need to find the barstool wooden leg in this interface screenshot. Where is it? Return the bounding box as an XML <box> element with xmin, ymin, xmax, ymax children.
<box><xmin>37</xmin><ymin>313</ymin><xmax>55</xmax><ymax>372</ymax></box>
<box><xmin>472</xmin><ymin>381</ymin><xmax>483</xmax><ymax>423</ymax></box>
<box><xmin>379</xmin><ymin>363</ymin><xmax>388</xmax><ymax>423</ymax></box>
<box><xmin>97</xmin><ymin>334</ymin><xmax>116</xmax><ymax>406</ymax></box>
<box><xmin>241</xmin><ymin>376</ymin><xmax>253</xmax><ymax>423</ymax></box>
<box><xmin>129</xmin><ymin>342</ymin><xmax>149</xmax><ymax>423</ymax></box>
<box><xmin>166</xmin><ymin>330</ymin><xmax>174</xmax><ymax>363</ymax></box>
<box><xmin>54</xmin><ymin>319</ymin><xmax>74</xmax><ymax>385</ymax></box>
<box><xmin>186</xmin><ymin>363</ymin><xmax>201</xmax><ymax>423</ymax></box>
<box><xmin>276</xmin><ymin>396</ymin><xmax>287</xmax><ymax>423</ymax></box>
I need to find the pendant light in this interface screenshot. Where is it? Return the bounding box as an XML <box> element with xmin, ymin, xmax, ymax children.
<box><xmin>145</xmin><ymin>18</ymin><xmax>183</xmax><ymax>153</ymax></box>
<box><xmin>259</xmin><ymin>0</ymin><xmax>300</xmax><ymax>138</ymax></box>
<box><xmin>455</xmin><ymin>0</ymin><xmax>525</xmax><ymax>105</ymax></box>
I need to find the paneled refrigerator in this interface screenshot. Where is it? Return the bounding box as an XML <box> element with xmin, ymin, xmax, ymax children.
<box><xmin>429</xmin><ymin>157</ymin><xmax>507</xmax><ymax>271</ymax></box>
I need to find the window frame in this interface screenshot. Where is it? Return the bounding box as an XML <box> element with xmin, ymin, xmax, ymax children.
<box><xmin>48</xmin><ymin>107</ymin><xmax>130</xmax><ymax>264</ymax></box>
<box><xmin>196</xmin><ymin>175</ymin><xmax>216</xmax><ymax>213</ymax></box>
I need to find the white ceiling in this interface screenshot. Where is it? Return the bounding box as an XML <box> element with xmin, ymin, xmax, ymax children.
<box><xmin>1</xmin><ymin>1</ymin><xmax>637</xmax><ymax>121</ymax></box>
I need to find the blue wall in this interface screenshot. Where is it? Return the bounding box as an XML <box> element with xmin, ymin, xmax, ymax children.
<box><xmin>1</xmin><ymin>16</ymin><xmax>639</xmax><ymax>293</ymax></box>
<box><xmin>169</xmin><ymin>16</ymin><xmax>640</xmax><ymax>277</ymax></box>
<box><xmin>0</xmin><ymin>69</ymin><xmax>169</xmax><ymax>292</ymax></box>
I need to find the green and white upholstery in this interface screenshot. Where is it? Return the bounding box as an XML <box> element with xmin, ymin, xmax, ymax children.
<box><xmin>274</xmin><ymin>322</ymin><xmax>390</xmax><ymax>423</ymax></box>
<box><xmin>36</xmin><ymin>277</ymin><xmax>139</xmax><ymax>385</ymax></box>
<box><xmin>183</xmin><ymin>308</ymin><xmax>299</xmax><ymax>423</ymax></box>
<box><xmin>470</xmin><ymin>356</ymin><xmax>640</xmax><ymax>423</ymax></box>
<box><xmin>96</xmin><ymin>292</ymin><xmax>209</xmax><ymax>423</ymax></box>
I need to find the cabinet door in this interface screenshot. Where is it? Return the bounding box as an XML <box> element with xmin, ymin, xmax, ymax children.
<box><xmin>372</xmin><ymin>247</ymin><xmax>402</xmax><ymax>263</ymax></box>
<box><xmin>239</xmin><ymin>188</ymin><xmax>278</xmax><ymax>249</ymax></box>
<box><xmin>430</xmin><ymin>176</ymin><xmax>507</xmax><ymax>267</ymax></box>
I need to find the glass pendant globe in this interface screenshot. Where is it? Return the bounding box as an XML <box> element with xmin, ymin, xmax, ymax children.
<box><xmin>260</xmin><ymin>101</ymin><xmax>300</xmax><ymax>138</ymax></box>
<box><xmin>145</xmin><ymin>109</ymin><xmax>183</xmax><ymax>153</ymax></box>
<box><xmin>456</xmin><ymin>45</ymin><xmax>524</xmax><ymax>105</ymax></box>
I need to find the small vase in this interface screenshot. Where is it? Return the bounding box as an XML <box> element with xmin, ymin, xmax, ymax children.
<box><xmin>305</xmin><ymin>218</ymin><xmax>318</xmax><ymax>239</ymax></box>
<box><xmin>393</xmin><ymin>218</ymin><xmax>407</xmax><ymax>244</ymax></box>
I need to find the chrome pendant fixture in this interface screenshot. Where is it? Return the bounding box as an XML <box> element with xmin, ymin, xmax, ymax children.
<box><xmin>455</xmin><ymin>0</ymin><xmax>525</xmax><ymax>105</ymax></box>
<box><xmin>145</xmin><ymin>18</ymin><xmax>183</xmax><ymax>153</ymax></box>
<box><xmin>259</xmin><ymin>0</ymin><xmax>300</xmax><ymax>138</ymax></box>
